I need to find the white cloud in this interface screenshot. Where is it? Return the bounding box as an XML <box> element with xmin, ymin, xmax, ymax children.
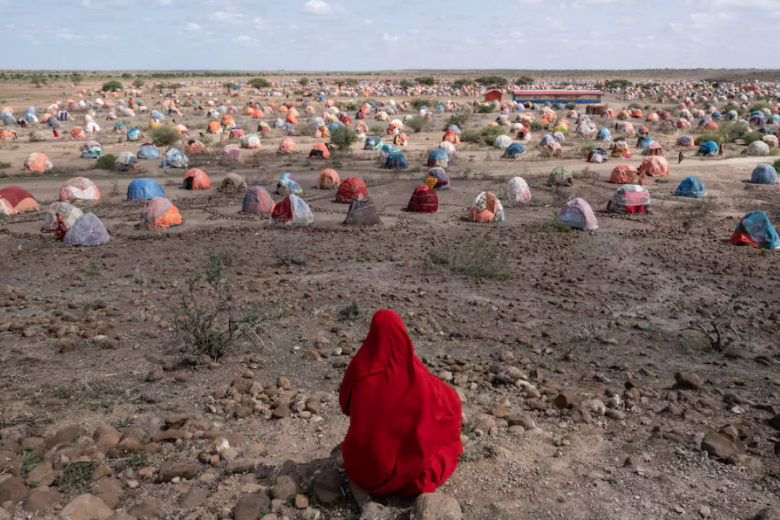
<box><xmin>288</xmin><ymin>24</ymin><xmax>300</xmax><ymax>30</ymax></box>
<box><xmin>363</xmin><ymin>18</ymin><xmax>373</xmax><ymax>26</ymax></box>
<box><xmin>382</xmin><ymin>33</ymin><xmax>400</xmax><ymax>43</ymax></box>
<box><xmin>304</xmin><ymin>0</ymin><xmax>332</xmax><ymax>14</ymax></box>
<box><xmin>186</xmin><ymin>22</ymin><xmax>201</xmax><ymax>31</ymax></box>
<box><xmin>209</xmin><ymin>11</ymin><xmax>241</xmax><ymax>22</ymax></box>
<box><xmin>0</xmin><ymin>0</ymin><xmax>10</xmax><ymax>6</ymax></box>
<box><xmin>159</xmin><ymin>0</ymin><xmax>173</xmax><ymax>4</ymax></box>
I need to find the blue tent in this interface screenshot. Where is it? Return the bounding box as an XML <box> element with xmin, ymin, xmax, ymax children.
<box><xmin>711</xmin><ymin>111</ymin><xmax>722</xmax><ymax>121</ymax></box>
<box><xmin>770</xmin><ymin>115</ymin><xmax>780</xmax><ymax>125</ymax></box>
<box><xmin>732</xmin><ymin>211</ymin><xmax>780</xmax><ymax>250</ymax></box>
<box><xmin>114</xmin><ymin>122</ymin><xmax>127</xmax><ymax>132</ymax></box>
<box><xmin>328</xmin><ymin>122</ymin><xmax>343</xmax><ymax>131</ymax></box>
<box><xmin>127</xmin><ymin>179</ymin><xmax>165</xmax><ymax>200</ymax></box>
<box><xmin>151</xmin><ymin>110</ymin><xmax>165</xmax><ymax>122</ymax></box>
<box><xmin>597</xmin><ymin>127</ymin><xmax>611</xmax><ymax>141</ymax></box>
<box><xmin>505</xmin><ymin>143</ymin><xmax>526</xmax><ymax>158</ymax></box>
<box><xmin>751</xmin><ymin>164</ymin><xmax>777</xmax><ymax>184</ymax></box>
<box><xmin>447</xmin><ymin>125</ymin><xmax>461</xmax><ymax>135</ymax></box>
<box><xmin>386</xmin><ymin>151</ymin><xmax>408</xmax><ymax>169</ymax></box>
<box><xmin>127</xmin><ymin>128</ymin><xmax>142</xmax><ymax>141</ymax></box>
<box><xmin>699</xmin><ymin>141</ymin><xmax>718</xmax><ymax>155</ymax></box>
<box><xmin>540</xmin><ymin>134</ymin><xmax>554</xmax><ymax>147</ymax></box>
<box><xmin>637</xmin><ymin>136</ymin><xmax>653</xmax><ymax>149</ymax></box>
<box><xmin>138</xmin><ymin>144</ymin><xmax>160</xmax><ymax>160</ymax></box>
<box><xmin>428</xmin><ymin>149</ymin><xmax>450</xmax><ymax>166</ymax></box>
<box><xmin>674</xmin><ymin>177</ymin><xmax>706</xmax><ymax>198</ymax></box>
<box><xmin>727</xmin><ymin>110</ymin><xmax>738</xmax><ymax>121</ymax></box>
<box><xmin>161</xmin><ymin>148</ymin><xmax>189</xmax><ymax>169</ymax></box>
<box><xmin>364</xmin><ymin>136</ymin><xmax>383</xmax><ymax>151</ymax></box>
<box><xmin>63</xmin><ymin>214</ymin><xmax>109</xmax><ymax>247</ymax></box>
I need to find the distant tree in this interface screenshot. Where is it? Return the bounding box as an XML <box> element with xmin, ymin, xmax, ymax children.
<box><xmin>299</xmin><ymin>77</ymin><xmax>309</xmax><ymax>86</ymax></box>
<box><xmin>30</xmin><ymin>73</ymin><xmax>46</xmax><ymax>86</ymax></box>
<box><xmin>330</xmin><ymin>125</ymin><xmax>358</xmax><ymax>151</ymax></box>
<box><xmin>335</xmin><ymin>80</ymin><xmax>345</xmax><ymax>87</ymax></box>
<box><xmin>399</xmin><ymin>79</ymin><xmax>414</xmax><ymax>89</ymax></box>
<box><xmin>121</xmin><ymin>73</ymin><xmax>132</xmax><ymax>79</ymax></box>
<box><xmin>607</xmin><ymin>79</ymin><xmax>631</xmax><ymax>90</ymax></box>
<box><xmin>516</xmin><ymin>75</ymin><xmax>535</xmax><ymax>86</ymax></box>
<box><xmin>71</xmin><ymin>72</ymin><xmax>84</xmax><ymax>85</ymax></box>
<box><xmin>451</xmin><ymin>78</ymin><xmax>473</xmax><ymax>90</ymax></box>
<box><xmin>224</xmin><ymin>82</ymin><xmax>237</xmax><ymax>90</ymax></box>
<box><xmin>132</xmin><ymin>77</ymin><xmax>145</xmax><ymax>88</ymax></box>
<box><xmin>169</xmin><ymin>83</ymin><xmax>182</xmax><ymax>94</ymax></box>
<box><xmin>101</xmin><ymin>80</ymin><xmax>123</xmax><ymax>91</ymax></box>
<box><xmin>476</xmin><ymin>75</ymin><xmax>508</xmax><ymax>87</ymax></box>
<box><xmin>415</xmin><ymin>76</ymin><xmax>436</xmax><ymax>86</ymax></box>
<box><xmin>249</xmin><ymin>77</ymin><xmax>271</xmax><ymax>89</ymax></box>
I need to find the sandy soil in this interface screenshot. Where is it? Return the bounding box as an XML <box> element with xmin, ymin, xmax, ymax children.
<box><xmin>1</xmin><ymin>80</ymin><xmax>780</xmax><ymax>520</ymax></box>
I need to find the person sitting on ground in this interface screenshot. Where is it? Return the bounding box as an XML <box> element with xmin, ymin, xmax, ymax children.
<box><xmin>339</xmin><ymin>309</ymin><xmax>462</xmax><ymax>496</ymax></box>
<box><xmin>54</xmin><ymin>213</ymin><xmax>67</xmax><ymax>241</ymax></box>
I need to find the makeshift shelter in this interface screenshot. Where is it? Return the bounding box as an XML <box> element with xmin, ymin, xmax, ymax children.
<box><xmin>182</xmin><ymin>169</ymin><xmax>211</xmax><ymax>190</ymax></box>
<box><xmin>59</xmin><ymin>177</ymin><xmax>100</xmax><ymax>203</ymax></box>
<box><xmin>407</xmin><ymin>185</ymin><xmax>439</xmax><ymax>213</ymax></box>
<box><xmin>126</xmin><ymin>128</ymin><xmax>142</xmax><ymax>141</ymax></box>
<box><xmin>276</xmin><ymin>172</ymin><xmax>303</xmax><ymax>196</ymax></box>
<box><xmin>494</xmin><ymin>135</ymin><xmax>512</xmax><ymax>150</ymax></box>
<box><xmin>597</xmin><ymin>127</ymin><xmax>611</xmax><ymax>141</ymax></box>
<box><xmin>639</xmin><ymin>156</ymin><xmax>670</xmax><ymax>177</ymax></box>
<box><xmin>610</xmin><ymin>164</ymin><xmax>639</xmax><ymax>184</ymax></box>
<box><xmin>318</xmin><ymin>169</ymin><xmax>341</xmax><ymax>189</ymax></box>
<box><xmin>220</xmin><ymin>172</ymin><xmax>247</xmax><ymax>194</ymax></box>
<box><xmin>42</xmin><ymin>202</ymin><xmax>82</xmax><ymax>232</ymax></box>
<box><xmin>675</xmin><ymin>177</ymin><xmax>706</xmax><ymax>198</ymax></box>
<box><xmin>677</xmin><ymin>135</ymin><xmax>695</xmax><ymax>147</ymax></box>
<box><xmin>24</xmin><ymin>153</ymin><xmax>53</xmax><ymax>173</ymax></box>
<box><xmin>698</xmin><ymin>141</ymin><xmax>718</xmax><ymax>156</ymax></box>
<box><xmin>270</xmin><ymin>194</ymin><xmax>314</xmax><ymax>225</ymax></box>
<box><xmin>484</xmin><ymin>90</ymin><xmax>503</xmax><ymax>103</ymax></box>
<box><xmin>644</xmin><ymin>142</ymin><xmax>663</xmax><ymax>156</ymax></box>
<box><xmin>127</xmin><ymin>178</ymin><xmax>165</xmax><ymax>200</ymax></box>
<box><xmin>344</xmin><ymin>195</ymin><xmax>381</xmax><ymax>227</ymax></box>
<box><xmin>336</xmin><ymin>177</ymin><xmax>368</xmax><ymax>203</ymax></box>
<box><xmin>161</xmin><ymin>148</ymin><xmax>189</xmax><ymax>168</ymax></box>
<box><xmin>468</xmin><ymin>192</ymin><xmax>504</xmax><ymax>223</ymax></box>
<box><xmin>81</xmin><ymin>141</ymin><xmax>103</xmax><ymax>159</ymax></box>
<box><xmin>439</xmin><ymin>140</ymin><xmax>457</xmax><ymax>155</ymax></box>
<box><xmin>751</xmin><ymin>164</ymin><xmax>777</xmax><ymax>184</ymax></box>
<box><xmin>70</xmin><ymin>127</ymin><xmax>87</xmax><ymax>140</ymax></box>
<box><xmin>0</xmin><ymin>187</ymin><xmax>39</xmax><ymax>216</ymax></box>
<box><xmin>427</xmin><ymin>149</ymin><xmax>450</xmax><ymax>168</ymax></box>
<box><xmin>506</xmin><ymin>177</ymin><xmax>531</xmax><ymax>204</ymax></box>
<box><xmin>137</xmin><ymin>197</ymin><xmax>183</xmax><ymax>230</ymax></box>
<box><xmin>278</xmin><ymin>137</ymin><xmax>297</xmax><ymax>153</ymax></box>
<box><xmin>115</xmin><ymin>151</ymin><xmax>140</xmax><ymax>171</ymax></box>
<box><xmin>504</xmin><ymin>143</ymin><xmax>526</xmax><ymax>158</ymax></box>
<box><xmin>611</xmin><ymin>140</ymin><xmax>631</xmax><ymax>157</ymax></box>
<box><xmin>241</xmin><ymin>186</ymin><xmax>275</xmax><ymax>216</ymax></box>
<box><xmin>607</xmin><ymin>185</ymin><xmax>651</xmax><ymax>214</ymax></box>
<box><xmin>220</xmin><ymin>144</ymin><xmax>241</xmax><ymax>163</ymax></box>
<box><xmin>241</xmin><ymin>133</ymin><xmax>261</xmax><ymax>149</ymax></box>
<box><xmin>309</xmin><ymin>143</ymin><xmax>330</xmax><ymax>159</ymax></box>
<box><xmin>386</xmin><ymin>150</ymin><xmax>408</xmax><ymax>169</ymax></box>
<box><xmin>547</xmin><ymin>166</ymin><xmax>573</xmax><ymax>186</ymax></box>
<box><xmin>587</xmin><ymin>148</ymin><xmax>609</xmax><ymax>163</ymax></box>
<box><xmin>379</xmin><ymin>144</ymin><xmax>398</xmax><ymax>160</ymax></box>
<box><xmin>185</xmin><ymin>139</ymin><xmax>207</xmax><ymax>155</ymax></box>
<box><xmin>747</xmin><ymin>141</ymin><xmax>770</xmax><ymax>157</ymax></box>
<box><xmin>364</xmin><ymin>136</ymin><xmax>383</xmax><ymax>150</ymax></box>
<box><xmin>425</xmin><ymin>167</ymin><xmax>450</xmax><ymax>190</ymax></box>
<box><xmin>730</xmin><ymin>211</ymin><xmax>780</xmax><ymax>250</ymax></box>
<box><xmin>557</xmin><ymin>198</ymin><xmax>597</xmax><ymax>230</ymax></box>
<box><xmin>138</xmin><ymin>143</ymin><xmax>160</xmax><ymax>160</ymax></box>
<box><xmin>63</xmin><ymin>213</ymin><xmax>109</xmax><ymax>246</ymax></box>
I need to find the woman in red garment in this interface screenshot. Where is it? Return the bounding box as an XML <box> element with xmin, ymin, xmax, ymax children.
<box><xmin>339</xmin><ymin>310</ymin><xmax>462</xmax><ymax>496</ymax></box>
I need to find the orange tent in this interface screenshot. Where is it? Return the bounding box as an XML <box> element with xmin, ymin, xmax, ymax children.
<box><xmin>137</xmin><ymin>198</ymin><xmax>183</xmax><ymax>230</ymax></box>
<box><xmin>609</xmin><ymin>164</ymin><xmax>639</xmax><ymax>184</ymax></box>
<box><xmin>24</xmin><ymin>153</ymin><xmax>52</xmax><ymax>173</ymax></box>
<box><xmin>318</xmin><ymin>169</ymin><xmax>340</xmax><ymax>189</ymax></box>
<box><xmin>278</xmin><ymin>138</ymin><xmax>297</xmax><ymax>153</ymax></box>
<box><xmin>182</xmin><ymin>169</ymin><xmax>211</xmax><ymax>190</ymax></box>
<box><xmin>207</xmin><ymin>121</ymin><xmax>222</xmax><ymax>133</ymax></box>
<box><xmin>0</xmin><ymin>187</ymin><xmax>39</xmax><ymax>215</ymax></box>
<box><xmin>70</xmin><ymin>127</ymin><xmax>87</xmax><ymax>139</ymax></box>
<box><xmin>639</xmin><ymin>156</ymin><xmax>670</xmax><ymax>177</ymax></box>
<box><xmin>336</xmin><ymin>177</ymin><xmax>368</xmax><ymax>203</ymax></box>
<box><xmin>309</xmin><ymin>144</ymin><xmax>330</xmax><ymax>159</ymax></box>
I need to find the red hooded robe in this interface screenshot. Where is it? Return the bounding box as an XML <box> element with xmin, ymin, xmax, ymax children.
<box><xmin>339</xmin><ymin>310</ymin><xmax>462</xmax><ymax>496</ymax></box>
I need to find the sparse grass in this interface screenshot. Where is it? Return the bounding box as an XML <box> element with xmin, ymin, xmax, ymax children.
<box><xmin>95</xmin><ymin>154</ymin><xmax>116</xmax><ymax>170</ymax></box>
<box><xmin>369</xmin><ymin>125</ymin><xmax>385</xmax><ymax>135</ymax></box>
<box><xmin>672</xmin><ymin>196</ymin><xmax>718</xmax><ymax>231</ymax></box>
<box><xmin>0</xmin><ymin>161</ymin><xmax>11</xmax><ymax>169</ymax></box>
<box><xmin>481</xmin><ymin>126</ymin><xmax>507</xmax><ymax>146</ymax></box>
<box><xmin>60</xmin><ymin>462</ymin><xmax>97</xmax><ymax>495</ymax></box>
<box><xmin>530</xmin><ymin>121</ymin><xmax>543</xmax><ymax>131</ymax></box>
<box><xmin>427</xmin><ymin>237</ymin><xmax>510</xmax><ymax>279</ymax></box>
<box><xmin>83</xmin><ymin>261</ymin><xmax>101</xmax><ymax>277</ymax></box>
<box><xmin>444</xmin><ymin>113</ymin><xmax>470</xmax><ymax>130</ymax></box>
<box><xmin>149</xmin><ymin>125</ymin><xmax>180</xmax><ymax>147</ymax></box>
<box><xmin>297</xmin><ymin>124</ymin><xmax>317</xmax><ymax>137</ymax></box>
<box><xmin>405</xmin><ymin>116</ymin><xmax>431</xmax><ymax>133</ymax></box>
<box><xmin>477</xmin><ymin>104</ymin><xmax>495</xmax><ymax>113</ymax></box>
<box><xmin>338</xmin><ymin>301</ymin><xmax>360</xmax><ymax>322</ymax></box>
<box><xmin>527</xmin><ymin>218</ymin><xmax>572</xmax><ymax>233</ymax></box>
<box><xmin>275</xmin><ymin>245</ymin><xmax>310</xmax><ymax>266</ymax></box>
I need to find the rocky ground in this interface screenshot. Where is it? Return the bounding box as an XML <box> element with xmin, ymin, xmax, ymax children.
<box><xmin>1</xmin><ymin>82</ymin><xmax>780</xmax><ymax>520</ymax></box>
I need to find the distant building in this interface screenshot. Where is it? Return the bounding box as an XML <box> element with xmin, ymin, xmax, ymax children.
<box><xmin>512</xmin><ymin>90</ymin><xmax>602</xmax><ymax>104</ymax></box>
<box><xmin>484</xmin><ymin>90</ymin><xmax>503</xmax><ymax>103</ymax></box>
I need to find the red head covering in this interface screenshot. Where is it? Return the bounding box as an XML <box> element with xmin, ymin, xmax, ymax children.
<box><xmin>339</xmin><ymin>309</ymin><xmax>462</xmax><ymax>496</ymax></box>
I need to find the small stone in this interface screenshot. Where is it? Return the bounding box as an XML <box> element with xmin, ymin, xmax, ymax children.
<box><xmin>235</xmin><ymin>406</ymin><xmax>253</xmax><ymax>419</ymax></box>
<box><xmin>146</xmin><ymin>370</ymin><xmax>164</xmax><ymax>382</ymax></box>
<box><xmin>294</xmin><ymin>494</ymin><xmax>309</xmax><ymax>509</ymax></box>
<box><xmin>675</xmin><ymin>372</ymin><xmax>704</xmax><ymax>391</ymax></box>
<box><xmin>180</xmin><ymin>486</ymin><xmax>209</xmax><ymax>509</ymax></box>
<box><xmin>491</xmin><ymin>403</ymin><xmax>510</xmax><ymax>419</ymax></box>
<box><xmin>60</xmin><ymin>494</ymin><xmax>113</xmax><ymax>520</ymax></box>
<box><xmin>128</xmin><ymin>500</ymin><xmax>162</xmax><ymax>520</ymax></box>
<box><xmin>554</xmin><ymin>392</ymin><xmax>579</xmax><ymax>409</ymax></box>
<box><xmin>312</xmin><ymin>466</ymin><xmax>343</xmax><ymax>505</ymax></box>
<box><xmin>174</xmin><ymin>371</ymin><xmax>189</xmax><ymax>382</ymax></box>
<box><xmin>410</xmin><ymin>491</ymin><xmax>462</xmax><ymax>520</ymax></box>
<box><xmin>277</xmin><ymin>377</ymin><xmax>291</xmax><ymax>389</ymax></box>
<box><xmin>698</xmin><ymin>505</ymin><xmax>711</xmax><ymax>518</ymax></box>
<box><xmin>507</xmin><ymin>414</ymin><xmax>535</xmax><ymax>429</ymax></box>
<box><xmin>22</xmin><ymin>488</ymin><xmax>62</xmax><ymax>513</ymax></box>
<box><xmin>165</xmin><ymin>414</ymin><xmax>190</xmax><ymax>430</ymax></box>
<box><xmin>605</xmin><ymin>409</ymin><xmax>626</xmax><ymax>421</ymax></box>
<box><xmin>701</xmin><ymin>432</ymin><xmax>740</xmax><ymax>461</ymax></box>
<box><xmin>26</xmin><ymin>461</ymin><xmax>58</xmax><ymax>487</ymax></box>
<box><xmin>221</xmin><ymin>447</ymin><xmax>238</xmax><ymax>462</ymax></box>
<box><xmin>271</xmin><ymin>475</ymin><xmax>297</xmax><ymax>501</ymax></box>
<box><xmin>234</xmin><ymin>493</ymin><xmax>270</xmax><ymax>520</ymax></box>
<box><xmin>159</xmin><ymin>460</ymin><xmax>201</xmax><ymax>482</ymax></box>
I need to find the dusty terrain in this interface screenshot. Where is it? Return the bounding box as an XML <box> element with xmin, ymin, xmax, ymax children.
<box><xmin>1</xmin><ymin>78</ymin><xmax>780</xmax><ymax>520</ymax></box>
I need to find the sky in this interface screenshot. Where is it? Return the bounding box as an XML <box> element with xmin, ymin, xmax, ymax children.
<box><xmin>1</xmin><ymin>0</ymin><xmax>779</xmax><ymax>71</ymax></box>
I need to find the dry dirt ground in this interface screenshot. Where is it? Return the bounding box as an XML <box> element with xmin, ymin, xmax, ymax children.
<box><xmin>1</xmin><ymin>80</ymin><xmax>780</xmax><ymax>520</ymax></box>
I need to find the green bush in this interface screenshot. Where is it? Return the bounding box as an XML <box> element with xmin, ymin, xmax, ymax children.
<box><xmin>330</xmin><ymin>125</ymin><xmax>358</xmax><ymax>150</ymax></box>
<box><xmin>132</xmin><ymin>78</ymin><xmax>144</xmax><ymax>88</ymax></box>
<box><xmin>628</xmin><ymin>102</ymin><xmax>642</xmax><ymax>109</ymax></box>
<box><xmin>369</xmin><ymin>125</ymin><xmax>386</xmax><ymax>135</ymax></box>
<box><xmin>410</xmin><ymin>99</ymin><xmax>434</xmax><ymax>110</ymax></box>
<box><xmin>461</xmin><ymin>129</ymin><xmax>482</xmax><ymax>144</ymax></box>
<box><xmin>749</xmin><ymin>102</ymin><xmax>773</xmax><ymax>113</ymax></box>
<box><xmin>406</xmin><ymin>116</ymin><xmax>431</xmax><ymax>133</ymax></box>
<box><xmin>101</xmin><ymin>80</ymin><xmax>123</xmax><ymax>92</ymax></box>
<box><xmin>744</xmin><ymin>131</ymin><xmax>764</xmax><ymax>145</ymax></box>
<box><xmin>516</xmin><ymin>75</ymin><xmax>535</xmax><ymax>86</ymax></box>
<box><xmin>149</xmin><ymin>125</ymin><xmax>180</xmax><ymax>147</ymax></box>
<box><xmin>695</xmin><ymin>133</ymin><xmax>722</xmax><ymax>146</ymax></box>
<box><xmin>530</xmin><ymin>121</ymin><xmax>543</xmax><ymax>131</ymax></box>
<box><xmin>565</xmin><ymin>103</ymin><xmax>576</xmax><ymax>110</ymax></box>
<box><xmin>773</xmin><ymin>159</ymin><xmax>780</xmax><ymax>171</ymax></box>
<box><xmin>95</xmin><ymin>154</ymin><xmax>116</xmax><ymax>170</ymax></box>
<box><xmin>475</xmin><ymin>75</ymin><xmax>508</xmax><ymax>87</ymax></box>
<box><xmin>477</xmin><ymin>104</ymin><xmax>495</xmax><ymax>114</ymax></box>
<box><xmin>445</xmin><ymin>113</ymin><xmax>470</xmax><ymax>130</ymax></box>
<box><xmin>400</xmin><ymin>79</ymin><xmax>414</xmax><ymax>90</ymax></box>
<box><xmin>452</xmin><ymin>78</ymin><xmax>473</xmax><ymax>90</ymax></box>
<box><xmin>415</xmin><ymin>76</ymin><xmax>436</xmax><ymax>86</ymax></box>
<box><xmin>481</xmin><ymin>126</ymin><xmax>506</xmax><ymax>146</ymax></box>
<box><xmin>249</xmin><ymin>77</ymin><xmax>271</xmax><ymax>89</ymax></box>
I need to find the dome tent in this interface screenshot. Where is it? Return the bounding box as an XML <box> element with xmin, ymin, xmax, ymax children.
<box><xmin>138</xmin><ymin>143</ymin><xmax>160</xmax><ymax>160</ymax></box>
<box><xmin>386</xmin><ymin>150</ymin><xmax>408</xmax><ymax>169</ymax></box>
<box><xmin>468</xmin><ymin>192</ymin><xmax>504</xmax><ymax>223</ymax></box>
<box><xmin>0</xmin><ymin>187</ymin><xmax>39</xmax><ymax>216</ymax></box>
<box><xmin>336</xmin><ymin>177</ymin><xmax>368</xmax><ymax>203</ymax></box>
<box><xmin>493</xmin><ymin>134</ymin><xmax>512</xmax><ymax>150</ymax></box>
<box><xmin>241</xmin><ymin>186</ymin><xmax>275</xmax><ymax>216</ymax></box>
<box><xmin>136</xmin><ymin>197</ymin><xmax>183</xmax><ymax>230</ymax></box>
<box><xmin>64</xmin><ymin>213</ymin><xmax>109</xmax><ymax>246</ymax></box>
<box><xmin>427</xmin><ymin>149</ymin><xmax>450</xmax><ymax>168</ymax></box>
<box><xmin>318</xmin><ymin>169</ymin><xmax>340</xmax><ymax>189</ymax></box>
<box><xmin>24</xmin><ymin>153</ymin><xmax>53</xmax><ymax>173</ymax></box>
<box><xmin>557</xmin><ymin>198</ymin><xmax>598</xmax><ymax>230</ymax></box>
<box><xmin>730</xmin><ymin>211</ymin><xmax>780</xmax><ymax>250</ymax></box>
<box><xmin>607</xmin><ymin>185</ymin><xmax>651</xmax><ymax>214</ymax></box>
<box><xmin>42</xmin><ymin>202</ymin><xmax>82</xmax><ymax>232</ymax></box>
<box><xmin>425</xmin><ymin>167</ymin><xmax>450</xmax><ymax>190</ymax></box>
<box><xmin>747</xmin><ymin>141</ymin><xmax>770</xmax><ymax>157</ymax></box>
<box><xmin>547</xmin><ymin>166</ymin><xmax>573</xmax><ymax>186</ymax></box>
<box><xmin>364</xmin><ymin>136</ymin><xmax>383</xmax><ymax>151</ymax></box>
<box><xmin>751</xmin><ymin>164</ymin><xmax>777</xmax><ymax>184</ymax></box>
<box><xmin>677</xmin><ymin>135</ymin><xmax>695</xmax><ymax>147</ymax></box>
<box><xmin>220</xmin><ymin>172</ymin><xmax>247</xmax><ymax>194</ymax></box>
<box><xmin>127</xmin><ymin>178</ymin><xmax>165</xmax><ymax>200</ymax></box>
<box><xmin>344</xmin><ymin>195</ymin><xmax>381</xmax><ymax>227</ymax></box>
<box><xmin>639</xmin><ymin>156</ymin><xmax>670</xmax><ymax>177</ymax></box>
<box><xmin>161</xmin><ymin>148</ymin><xmax>189</xmax><ymax>168</ymax></box>
<box><xmin>276</xmin><ymin>172</ymin><xmax>303</xmax><ymax>196</ymax></box>
<box><xmin>698</xmin><ymin>141</ymin><xmax>718</xmax><ymax>156</ymax></box>
<box><xmin>504</xmin><ymin>143</ymin><xmax>526</xmax><ymax>159</ymax></box>
<box><xmin>115</xmin><ymin>151</ymin><xmax>140</xmax><ymax>172</ymax></box>
<box><xmin>270</xmin><ymin>194</ymin><xmax>314</xmax><ymax>225</ymax></box>
<box><xmin>182</xmin><ymin>169</ymin><xmax>211</xmax><ymax>190</ymax></box>
<box><xmin>309</xmin><ymin>143</ymin><xmax>331</xmax><ymax>159</ymax></box>
<box><xmin>610</xmin><ymin>164</ymin><xmax>639</xmax><ymax>184</ymax></box>
<box><xmin>506</xmin><ymin>177</ymin><xmax>531</xmax><ymax>204</ymax></box>
<box><xmin>59</xmin><ymin>177</ymin><xmax>101</xmax><ymax>203</ymax></box>
<box><xmin>407</xmin><ymin>185</ymin><xmax>439</xmax><ymax>213</ymax></box>
<box><xmin>675</xmin><ymin>177</ymin><xmax>706</xmax><ymax>198</ymax></box>
<box><xmin>81</xmin><ymin>141</ymin><xmax>103</xmax><ymax>159</ymax></box>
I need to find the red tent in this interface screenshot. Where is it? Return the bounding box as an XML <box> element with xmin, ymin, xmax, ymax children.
<box><xmin>407</xmin><ymin>185</ymin><xmax>439</xmax><ymax>213</ymax></box>
<box><xmin>484</xmin><ymin>90</ymin><xmax>503</xmax><ymax>103</ymax></box>
<box><xmin>336</xmin><ymin>178</ymin><xmax>368</xmax><ymax>204</ymax></box>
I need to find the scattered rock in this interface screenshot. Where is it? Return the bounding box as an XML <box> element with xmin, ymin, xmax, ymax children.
<box><xmin>233</xmin><ymin>493</ymin><xmax>271</xmax><ymax>520</ymax></box>
<box><xmin>312</xmin><ymin>466</ymin><xmax>343</xmax><ymax>505</ymax></box>
<box><xmin>271</xmin><ymin>475</ymin><xmax>297</xmax><ymax>501</ymax></box>
<box><xmin>361</xmin><ymin>502</ymin><xmax>393</xmax><ymax>520</ymax></box>
<box><xmin>752</xmin><ymin>507</ymin><xmax>780</xmax><ymax>520</ymax></box>
<box><xmin>0</xmin><ymin>477</ymin><xmax>26</xmax><ymax>504</ymax></box>
<box><xmin>554</xmin><ymin>392</ymin><xmax>579</xmax><ymax>409</ymax></box>
<box><xmin>701</xmin><ymin>432</ymin><xmax>740</xmax><ymax>461</ymax></box>
<box><xmin>26</xmin><ymin>461</ymin><xmax>58</xmax><ymax>487</ymax></box>
<box><xmin>92</xmin><ymin>477</ymin><xmax>123</xmax><ymax>509</ymax></box>
<box><xmin>23</xmin><ymin>488</ymin><xmax>63</xmax><ymax>513</ymax></box>
<box><xmin>46</xmin><ymin>426</ymin><xmax>87</xmax><ymax>449</ymax></box>
<box><xmin>507</xmin><ymin>414</ymin><xmax>535</xmax><ymax>429</ymax></box>
<box><xmin>146</xmin><ymin>370</ymin><xmax>164</xmax><ymax>382</ymax></box>
<box><xmin>410</xmin><ymin>492</ymin><xmax>462</xmax><ymax>520</ymax></box>
<box><xmin>675</xmin><ymin>372</ymin><xmax>704</xmax><ymax>391</ymax></box>
<box><xmin>128</xmin><ymin>500</ymin><xmax>162</xmax><ymax>520</ymax></box>
<box><xmin>60</xmin><ymin>494</ymin><xmax>113</xmax><ymax>520</ymax></box>
<box><xmin>159</xmin><ymin>460</ymin><xmax>201</xmax><ymax>482</ymax></box>
<box><xmin>294</xmin><ymin>494</ymin><xmax>309</xmax><ymax>509</ymax></box>
<box><xmin>165</xmin><ymin>414</ymin><xmax>190</xmax><ymax>430</ymax></box>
